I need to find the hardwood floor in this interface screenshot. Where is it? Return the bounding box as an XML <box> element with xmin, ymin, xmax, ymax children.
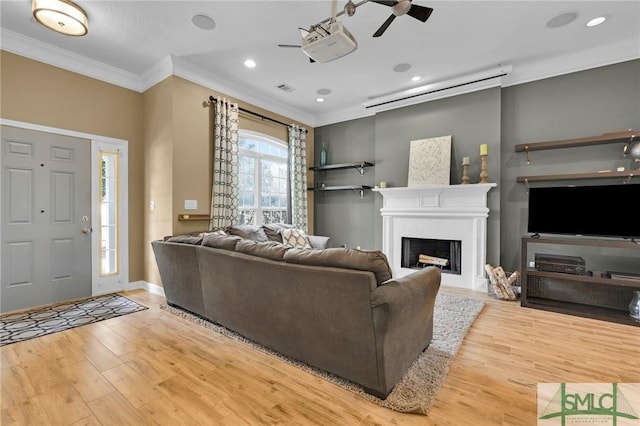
<box><xmin>2</xmin><ymin>287</ymin><xmax>638</xmax><ymax>425</ymax></box>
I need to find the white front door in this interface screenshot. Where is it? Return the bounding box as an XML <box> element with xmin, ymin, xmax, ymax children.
<box><xmin>1</xmin><ymin>125</ymin><xmax>92</xmax><ymax>312</ymax></box>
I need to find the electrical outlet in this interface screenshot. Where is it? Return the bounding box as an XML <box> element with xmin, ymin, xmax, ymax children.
<box><xmin>529</xmin><ymin>261</ymin><xmax>535</xmax><ymax>268</ymax></box>
<box><xmin>150</xmin><ymin>200</ymin><xmax>155</xmax><ymax>211</ymax></box>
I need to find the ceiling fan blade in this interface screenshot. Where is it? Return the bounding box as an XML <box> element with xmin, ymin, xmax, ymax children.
<box><xmin>373</xmin><ymin>14</ymin><xmax>396</xmax><ymax>37</ymax></box>
<box><xmin>369</xmin><ymin>0</ymin><xmax>398</xmax><ymax>6</ymax></box>
<box><xmin>278</xmin><ymin>44</ymin><xmax>302</xmax><ymax>48</ymax></box>
<box><xmin>407</xmin><ymin>4</ymin><xmax>433</xmax><ymax>22</ymax></box>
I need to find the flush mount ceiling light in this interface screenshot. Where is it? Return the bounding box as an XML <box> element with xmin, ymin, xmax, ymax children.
<box><xmin>32</xmin><ymin>0</ymin><xmax>88</xmax><ymax>36</ymax></box>
<box><xmin>244</xmin><ymin>59</ymin><xmax>256</xmax><ymax>68</ymax></box>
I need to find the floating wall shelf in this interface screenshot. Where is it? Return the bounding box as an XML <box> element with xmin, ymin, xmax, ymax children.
<box><xmin>309</xmin><ymin>162</ymin><xmax>374</xmax><ymax>176</ymax></box>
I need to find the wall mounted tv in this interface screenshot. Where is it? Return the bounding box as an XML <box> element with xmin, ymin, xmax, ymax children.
<box><xmin>527</xmin><ymin>184</ymin><xmax>640</xmax><ymax>239</ymax></box>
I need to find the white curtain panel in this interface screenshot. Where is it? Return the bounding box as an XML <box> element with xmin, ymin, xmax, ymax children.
<box><xmin>288</xmin><ymin>125</ymin><xmax>309</xmax><ymax>232</ymax></box>
<box><xmin>210</xmin><ymin>98</ymin><xmax>240</xmax><ymax>230</ymax></box>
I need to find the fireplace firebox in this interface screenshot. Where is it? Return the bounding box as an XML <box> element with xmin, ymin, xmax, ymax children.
<box><xmin>401</xmin><ymin>237</ymin><xmax>462</xmax><ymax>274</ymax></box>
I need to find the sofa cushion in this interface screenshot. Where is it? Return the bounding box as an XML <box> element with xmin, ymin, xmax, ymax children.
<box><xmin>224</xmin><ymin>224</ymin><xmax>269</xmax><ymax>242</ymax></box>
<box><xmin>166</xmin><ymin>234</ymin><xmax>204</xmax><ymax>245</ymax></box>
<box><xmin>280</xmin><ymin>228</ymin><xmax>312</xmax><ymax>249</ymax></box>
<box><xmin>202</xmin><ymin>233</ymin><xmax>245</xmax><ymax>251</ymax></box>
<box><xmin>284</xmin><ymin>248</ymin><xmax>393</xmax><ymax>285</ymax></box>
<box><xmin>235</xmin><ymin>239</ymin><xmax>290</xmax><ymax>261</ymax></box>
<box><xmin>262</xmin><ymin>223</ymin><xmax>295</xmax><ymax>243</ymax></box>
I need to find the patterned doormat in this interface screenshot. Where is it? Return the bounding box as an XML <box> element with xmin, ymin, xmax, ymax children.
<box><xmin>0</xmin><ymin>293</ymin><xmax>147</xmax><ymax>346</ymax></box>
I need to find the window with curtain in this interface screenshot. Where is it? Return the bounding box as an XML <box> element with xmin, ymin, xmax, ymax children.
<box><xmin>238</xmin><ymin>131</ymin><xmax>289</xmax><ymax>225</ymax></box>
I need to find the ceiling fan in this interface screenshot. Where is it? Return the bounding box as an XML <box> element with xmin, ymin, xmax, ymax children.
<box><xmin>369</xmin><ymin>0</ymin><xmax>434</xmax><ymax>37</ymax></box>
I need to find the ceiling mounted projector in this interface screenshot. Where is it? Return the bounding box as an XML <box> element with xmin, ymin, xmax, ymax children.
<box><xmin>301</xmin><ymin>21</ymin><xmax>357</xmax><ymax>63</ymax></box>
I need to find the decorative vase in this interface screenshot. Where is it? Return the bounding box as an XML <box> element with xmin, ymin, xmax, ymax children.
<box><xmin>630</xmin><ymin>291</ymin><xmax>640</xmax><ymax>322</ymax></box>
<box><xmin>320</xmin><ymin>141</ymin><xmax>328</xmax><ymax>166</ymax></box>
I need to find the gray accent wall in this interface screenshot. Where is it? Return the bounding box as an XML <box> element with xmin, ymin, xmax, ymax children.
<box><xmin>314</xmin><ymin>58</ymin><xmax>640</xmax><ymax>274</ymax></box>
<box><xmin>315</xmin><ymin>87</ymin><xmax>502</xmax><ymax>265</ymax></box>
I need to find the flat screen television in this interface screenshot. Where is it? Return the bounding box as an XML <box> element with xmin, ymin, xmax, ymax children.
<box><xmin>527</xmin><ymin>184</ymin><xmax>640</xmax><ymax>239</ymax></box>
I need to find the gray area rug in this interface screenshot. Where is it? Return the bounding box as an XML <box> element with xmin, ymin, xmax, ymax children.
<box><xmin>160</xmin><ymin>293</ymin><xmax>485</xmax><ymax>415</ymax></box>
<box><xmin>0</xmin><ymin>293</ymin><xmax>148</xmax><ymax>346</ymax></box>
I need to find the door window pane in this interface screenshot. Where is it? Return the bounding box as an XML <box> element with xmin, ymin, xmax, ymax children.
<box><xmin>99</xmin><ymin>151</ymin><xmax>119</xmax><ymax>276</ymax></box>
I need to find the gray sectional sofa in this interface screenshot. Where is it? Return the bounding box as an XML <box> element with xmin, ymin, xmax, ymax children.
<box><xmin>151</xmin><ymin>223</ymin><xmax>441</xmax><ymax>398</ymax></box>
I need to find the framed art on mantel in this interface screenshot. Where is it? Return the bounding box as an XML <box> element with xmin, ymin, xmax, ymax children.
<box><xmin>408</xmin><ymin>135</ymin><xmax>452</xmax><ymax>186</ymax></box>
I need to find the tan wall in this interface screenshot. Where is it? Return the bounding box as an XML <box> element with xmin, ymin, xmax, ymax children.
<box><xmin>142</xmin><ymin>78</ymin><xmax>174</xmax><ymax>286</ymax></box>
<box><xmin>0</xmin><ymin>51</ymin><xmax>145</xmax><ymax>282</ymax></box>
<box><xmin>2</xmin><ymin>51</ymin><xmax>315</xmax><ymax>288</ymax></box>
<box><xmin>142</xmin><ymin>76</ymin><xmax>315</xmax><ymax>285</ymax></box>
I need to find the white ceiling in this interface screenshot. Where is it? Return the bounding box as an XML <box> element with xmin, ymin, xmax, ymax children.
<box><xmin>1</xmin><ymin>1</ymin><xmax>639</xmax><ymax>127</ymax></box>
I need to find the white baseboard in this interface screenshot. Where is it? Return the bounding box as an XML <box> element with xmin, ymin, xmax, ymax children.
<box><xmin>126</xmin><ymin>280</ymin><xmax>165</xmax><ymax>297</ymax></box>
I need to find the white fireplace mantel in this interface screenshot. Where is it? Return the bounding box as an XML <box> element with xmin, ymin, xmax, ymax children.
<box><xmin>375</xmin><ymin>184</ymin><xmax>496</xmax><ymax>290</ymax></box>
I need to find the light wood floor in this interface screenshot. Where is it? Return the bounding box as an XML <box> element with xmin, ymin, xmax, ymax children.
<box><xmin>1</xmin><ymin>287</ymin><xmax>638</xmax><ymax>425</ymax></box>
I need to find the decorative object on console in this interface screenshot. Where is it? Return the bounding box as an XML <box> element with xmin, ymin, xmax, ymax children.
<box><xmin>479</xmin><ymin>144</ymin><xmax>489</xmax><ymax>184</ymax></box>
<box><xmin>408</xmin><ymin>135</ymin><xmax>451</xmax><ymax>186</ymax></box>
<box><xmin>623</xmin><ymin>131</ymin><xmax>639</xmax><ymax>161</ymax></box>
<box><xmin>461</xmin><ymin>157</ymin><xmax>470</xmax><ymax>184</ymax></box>
<box><xmin>629</xmin><ymin>291</ymin><xmax>640</xmax><ymax>322</ymax></box>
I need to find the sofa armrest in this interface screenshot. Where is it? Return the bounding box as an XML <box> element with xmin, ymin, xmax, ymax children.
<box><xmin>307</xmin><ymin>235</ymin><xmax>332</xmax><ymax>249</ymax></box>
<box><xmin>370</xmin><ymin>266</ymin><xmax>441</xmax><ymax>395</ymax></box>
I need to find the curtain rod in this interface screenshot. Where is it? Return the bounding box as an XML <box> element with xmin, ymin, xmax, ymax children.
<box><xmin>207</xmin><ymin>96</ymin><xmax>307</xmax><ymax>134</ymax></box>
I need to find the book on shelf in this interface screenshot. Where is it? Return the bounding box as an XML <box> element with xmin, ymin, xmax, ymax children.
<box><xmin>608</xmin><ymin>271</ymin><xmax>640</xmax><ymax>282</ymax></box>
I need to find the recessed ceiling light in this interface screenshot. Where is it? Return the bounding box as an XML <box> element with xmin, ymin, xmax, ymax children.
<box><xmin>411</xmin><ymin>76</ymin><xmax>421</xmax><ymax>82</ymax></box>
<box><xmin>316</xmin><ymin>97</ymin><xmax>325</xmax><ymax>103</ymax></box>
<box><xmin>393</xmin><ymin>63</ymin><xmax>412</xmax><ymax>73</ymax></box>
<box><xmin>587</xmin><ymin>16</ymin><xmax>607</xmax><ymax>27</ymax></box>
<box><xmin>316</xmin><ymin>88</ymin><xmax>332</xmax><ymax>95</ymax></box>
<box><xmin>244</xmin><ymin>59</ymin><xmax>256</xmax><ymax>68</ymax></box>
<box><xmin>546</xmin><ymin>12</ymin><xmax>578</xmax><ymax>29</ymax></box>
<box><xmin>191</xmin><ymin>14</ymin><xmax>216</xmax><ymax>31</ymax></box>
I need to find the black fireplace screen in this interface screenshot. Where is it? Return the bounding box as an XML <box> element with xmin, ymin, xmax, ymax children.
<box><xmin>401</xmin><ymin>237</ymin><xmax>462</xmax><ymax>274</ymax></box>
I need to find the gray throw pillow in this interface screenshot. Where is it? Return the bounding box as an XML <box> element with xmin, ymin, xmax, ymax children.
<box><xmin>224</xmin><ymin>224</ymin><xmax>269</xmax><ymax>242</ymax></box>
<box><xmin>262</xmin><ymin>223</ymin><xmax>295</xmax><ymax>243</ymax></box>
<box><xmin>284</xmin><ymin>247</ymin><xmax>393</xmax><ymax>286</ymax></box>
<box><xmin>202</xmin><ymin>234</ymin><xmax>244</xmax><ymax>251</ymax></box>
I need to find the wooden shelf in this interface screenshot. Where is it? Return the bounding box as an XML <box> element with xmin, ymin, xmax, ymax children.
<box><xmin>177</xmin><ymin>214</ymin><xmax>210</xmax><ymax>221</ymax></box>
<box><xmin>515</xmin><ymin>129</ymin><xmax>637</xmax><ymax>152</ymax></box>
<box><xmin>308</xmin><ymin>185</ymin><xmax>372</xmax><ymax>198</ymax></box>
<box><xmin>309</xmin><ymin>162</ymin><xmax>373</xmax><ymax>175</ymax></box>
<box><xmin>522</xmin><ymin>297</ymin><xmax>639</xmax><ymax>327</ymax></box>
<box><xmin>526</xmin><ymin>269</ymin><xmax>640</xmax><ymax>289</ymax></box>
<box><xmin>520</xmin><ymin>235</ymin><xmax>640</xmax><ymax>325</ymax></box>
<box><xmin>517</xmin><ymin>170</ymin><xmax>637</xmax><ymax>182</ymax></box>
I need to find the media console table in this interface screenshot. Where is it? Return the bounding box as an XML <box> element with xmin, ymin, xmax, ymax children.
<box><xmin>520</xmin><ymin>236</ymin><xmax>640</xmax><ymax>326</ymax></box>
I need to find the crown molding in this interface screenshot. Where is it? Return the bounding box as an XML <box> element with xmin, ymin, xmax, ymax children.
<box><xmin>169</xmin><ymin>56</ymin><xmax>315</xmax><ymax>127</ymax></box>
<box><xmin>0</xmin><ymin>29</ymin><xmax>145</xmax><ymax>91</ymax></box>
<box><xmin>502</xmin><ymin>37</ymin><xmax>640</xmax><ymax>88</ymax></box>
<box><xmin>2</xmin><ymin>28</ymin><xmax>638</xmax><ymax>129</ymax></box>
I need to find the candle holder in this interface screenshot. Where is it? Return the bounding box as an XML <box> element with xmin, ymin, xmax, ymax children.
<box><xmin>462</xmin><ymin>163</ymin><xmax>470</xmax><ymax>184</ymax></box>
<box><xmin>479</xmin><ymin>154</ymin><xmax>489</xmax><ymax>183</ymax></box>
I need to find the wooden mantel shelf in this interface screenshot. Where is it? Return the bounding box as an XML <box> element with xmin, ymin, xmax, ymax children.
<box><xmin>514</xmin><ymin>129</ymin><xmax>637</xmax><ymax>152</ymax></box>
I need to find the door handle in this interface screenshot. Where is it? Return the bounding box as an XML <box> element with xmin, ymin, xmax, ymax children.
<box><xmin>81</xmin><ymin>228</ymin><xmax>92</xmax><ymax>234</ymax></box>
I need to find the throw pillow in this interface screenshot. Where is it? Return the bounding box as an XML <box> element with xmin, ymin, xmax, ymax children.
<box><xmin>202</xmin><ymin>234</ymin><xmax>244</xmax><ymax>251</ymax></box>
<box><xmin>224</xmin><ymin>224</ymin><xmax>269</xmax><ymax>242</ymax></box>
<box><xmin>280</xmin><ymin>228</ymin><xmax>312</xmax><ymax>249</ymax></box>
<box><xmin>262</xmin><ymin>223</ymin><xmax>295</xmax><ymax>243</ymax></box>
